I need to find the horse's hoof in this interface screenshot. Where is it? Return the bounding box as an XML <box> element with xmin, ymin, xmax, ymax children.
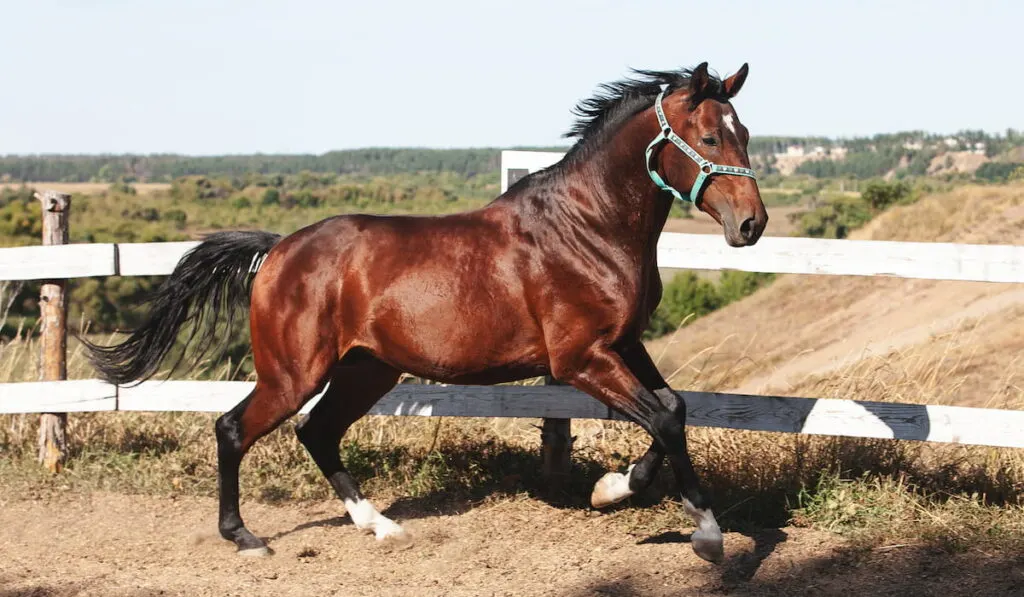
<box><xmin>374</xmin><ymin>520</ymin><xmax>412</xmax><ymax>545</ymax></box>
<box><xmin>590</xmin><ymin>471</ymin><xmax>632</xmax><ymax>509</ymax></box>
<box><xmin>691</xmin><ymin>529</ymin><xmax>724</xmax><ymax>564</ymax></box>
<box><xmin>237</xmin><ymin>545</ymin><xmax>272</xmax><ymax>557</ymax></box>
<box><xmin>377</xmin><ymin>528</ymin><xmax>413</xmax><ymax>550</ymax></box>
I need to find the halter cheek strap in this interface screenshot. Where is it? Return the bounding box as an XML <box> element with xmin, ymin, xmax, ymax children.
<box><xmin>644</xmin><ymin>90</ymin><xmax>757</xmax><ymax>205</ymax></box>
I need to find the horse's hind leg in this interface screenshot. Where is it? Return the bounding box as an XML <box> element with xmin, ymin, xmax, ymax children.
<box><xmin>294</xmin><ymin>356</ymin><xmax>405</xmax><ymax>541</ymax></box>
<box><xmin>215</xmin><ymin>374</ymin><xmax>330</xmax><ymax>556</ymax></box>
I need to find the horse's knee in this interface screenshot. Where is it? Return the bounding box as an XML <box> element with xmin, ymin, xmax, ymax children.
<box><xmin>215</xmin><ymin>411</ymin><xmax>243</xmax><ymax>453</ymax></box>
<box><xmin>652</xmin><ymin>409</ymin><xmax>686</xmax><ymax>446</ymax></box>
<box><xmin>653</xmin><ymin>388</ymin><xmax>685</xmax><ymax>419</ymax></box>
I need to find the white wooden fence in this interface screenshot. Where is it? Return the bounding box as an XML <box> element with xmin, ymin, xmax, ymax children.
<box><xmin>3</xmin><ymin>379</ymin><xmax>1023</xmax><ymax>449</ymax></box>
<box><xmin>2</xmin><ymin>160</ymin><xmax>1024</xmax><ymax>450</ymax></box>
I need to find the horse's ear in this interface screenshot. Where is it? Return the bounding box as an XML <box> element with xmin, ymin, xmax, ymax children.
<box><xmin>723</xmin><ymin>63</ymin><xmax>749</xmax><ymax>98</ymax></box>
<box><xmin>690</xmin><ymin>62</ymin><xmax>710</xmax><ymax>96</ymax></box>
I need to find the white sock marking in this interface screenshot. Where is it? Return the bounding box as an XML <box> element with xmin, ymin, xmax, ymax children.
<box><xmin>344</xmin><ymin>498</ymin><xmax>406</xmax><ymax>541</ymax></box>
<box><xmin>681</xmin><ymin>497</ymin><xmax>722</xmax><ymax>539</ymax></box>
<box><xmin>723</xmin><ymin>113</ymin><xmax>737</xmax><ymax>135</ymax></box>
<box><xmin>591</xmin><ymin>464</ymin><xmax>636</xmax><ymax>507</ymax></box>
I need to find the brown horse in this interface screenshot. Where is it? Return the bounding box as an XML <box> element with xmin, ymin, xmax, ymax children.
<box><xmin>84</xmin><ymin>62</ymin><xmax>767</xmax><ymax>564</ymax></box>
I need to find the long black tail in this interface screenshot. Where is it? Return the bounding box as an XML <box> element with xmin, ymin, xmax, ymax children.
<box><xmin>83</xmin><ymin>230</ymin><xmax>282</xmax><ymax>386</ymax></box>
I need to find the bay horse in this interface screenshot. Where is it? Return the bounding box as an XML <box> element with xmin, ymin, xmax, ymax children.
<box><xmin>84</xmin><ymin>62</ymin><xmax>767</xmax><ymax>563</ymax></box>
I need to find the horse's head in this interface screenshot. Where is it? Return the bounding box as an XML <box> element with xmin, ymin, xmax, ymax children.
<box><xmin>652</xmin><ymin>62</ymin><xmax>767</xmax><ymax>247</ymax></box>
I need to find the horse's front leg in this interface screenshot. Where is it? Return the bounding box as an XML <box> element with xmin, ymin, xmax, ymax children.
<box><xmin>561</xmin><ymin>344</ymin><xmax>724</xmax><ymax>563</ymax></box>
<box><xmin>590</xmin><ymin>342</ymin><xmax>668</xmax><ymax>508</ymax></box>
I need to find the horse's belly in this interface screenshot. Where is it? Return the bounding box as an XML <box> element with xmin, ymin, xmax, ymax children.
<box><xmin>366</xmin><ymin>301</ymin><xmax>546</xmax><ymax>384</ymax></box>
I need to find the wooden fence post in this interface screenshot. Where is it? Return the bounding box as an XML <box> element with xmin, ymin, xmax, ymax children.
<box><xmin>540</xmin><ymin>376</ymin><xmax>573</xmax><ymax>488</ymax></box>
<box><xmin>35</xmin><ymin>190</ymin><xmax>71</xmax><ymax>473</ymax></box>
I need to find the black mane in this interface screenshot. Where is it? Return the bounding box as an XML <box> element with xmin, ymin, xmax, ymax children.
<box><xmin>502</xmin><ymin>66</ymin><xmax>729</xmax><ymax>194</ymax></box>
<box><xmin>562</xmin><ymin>66</ymin><xmax>727</xmax><ymax>156</ymax></box>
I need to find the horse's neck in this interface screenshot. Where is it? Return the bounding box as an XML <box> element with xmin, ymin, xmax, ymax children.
<box><xmin>558</xmin><ymin>134</ymin><xmax>673</xmax><ymax>259</ymax></box>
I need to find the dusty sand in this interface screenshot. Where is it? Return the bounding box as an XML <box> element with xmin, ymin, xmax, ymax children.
<box><xmin>1</xmin><ymin>492</ymin><xmax>1021</xmax><ymax>597</ymax></box>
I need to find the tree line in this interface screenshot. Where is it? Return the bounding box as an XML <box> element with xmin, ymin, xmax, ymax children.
<box><xmin>0</xmin><ymin>148</ymin><xmax>560</xmax><ymax>182</ymax></box>
<box><xmin>3</xmin><ymin>128</ymin><xmax>1023</xmax><ymax>185</ymax></box>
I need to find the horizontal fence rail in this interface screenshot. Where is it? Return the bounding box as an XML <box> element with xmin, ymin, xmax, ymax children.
<box><xmin>2</xmin><ymin>380</ymin><xmax>1024</xmax><ymax>449</ymax></box>
<box><xmin>2</xmin><ymin>184</ymin><xmax>1023</xmax><ymax>454</ymax></box>
<box><xmin>5</xmin><ymin>235</ymin><xmax>1024</xmax><ymax>284</ymax></box>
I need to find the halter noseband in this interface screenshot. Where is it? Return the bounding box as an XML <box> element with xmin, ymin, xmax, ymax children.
<box><xmin>644</xmin><ymin>90</ymin><xmax>757</xmax><ymax>205</ymax></box>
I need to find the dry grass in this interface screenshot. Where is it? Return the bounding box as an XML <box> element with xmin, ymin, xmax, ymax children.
<box><xmin>0</xmin><ymin>318</ymin><xmax>246</xmax><ymax>384</ymax></box>
<box><xmin>650</xmin><ymin>182</ymin><xmax>1024</xmax><ymax>395</ymax></box>
<box><xmin>856</xmin><ymin>180</ymin><xmax>1024</xmax><ymax>244</ymax></box>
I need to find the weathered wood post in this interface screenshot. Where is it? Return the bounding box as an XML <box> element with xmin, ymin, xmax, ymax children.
<box><xmin>35</xmin><ymin>190</ymin><xmax>71</xmax><ymax>473</ymax></box>
<box><xmin>540</xmin><ymin>376</ymin><xmax>573</xmax><ymax>489</ymax></box>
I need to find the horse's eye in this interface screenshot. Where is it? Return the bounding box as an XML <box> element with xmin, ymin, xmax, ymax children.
<box><xmin>702</xmin><ymin>136</ymin><xmax>718</xmax><ymax>146</ymax></box>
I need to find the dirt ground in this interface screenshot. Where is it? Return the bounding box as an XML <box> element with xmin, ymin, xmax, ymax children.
<box><xmin>1</xmin><ymin>492</ymin><xmax>1021</xmax><ymax>597</ymax></box>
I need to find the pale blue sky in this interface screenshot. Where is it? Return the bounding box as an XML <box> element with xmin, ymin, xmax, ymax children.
<box><xmin>1</xmin><ymin>0</ymin><xmax>1019</xmax><ymax>155</ymax></box>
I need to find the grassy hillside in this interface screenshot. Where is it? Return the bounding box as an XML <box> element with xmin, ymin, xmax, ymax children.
<box><xmin>648</xmin><ymin>181</ymin><xmax>1024</xmax><ymax>409</ymax></box>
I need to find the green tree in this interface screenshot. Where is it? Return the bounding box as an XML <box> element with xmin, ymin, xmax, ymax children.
<box><xmin>861</xmin><ymin>180</ymin><xmax>914</xmax><ymax>211</ymax></box>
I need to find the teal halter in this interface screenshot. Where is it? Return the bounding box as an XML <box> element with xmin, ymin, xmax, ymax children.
<box><xmin>644</xmin><ymin>89</ymin><xmax>757</xmax><ymax>205</ymax></box>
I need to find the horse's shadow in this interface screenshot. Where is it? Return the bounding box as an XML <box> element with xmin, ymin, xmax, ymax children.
<box><xmin>381</xmin><ymin>449</ymin><xmax>610</xmax><ymax>520</ymax></box>
<box><xmin>267</xmin><ymin>515</ymin><xmax>352</xmax><ymax>543</ymax></box>
<box><xmin>266</xmin><ymin>444</ymin><xmax>607</xmax><ymax>543</ymax></box>
<box><xmin>267</xmin><ymin>443</ymin><xmax>789</xmax><ymax>586</ymax></box>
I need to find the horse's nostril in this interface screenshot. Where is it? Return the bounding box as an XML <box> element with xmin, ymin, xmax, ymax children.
<box><xmin>740</xmin><ymin>217</ymin><xmax>756</xmax><ymax>239</ymax></box>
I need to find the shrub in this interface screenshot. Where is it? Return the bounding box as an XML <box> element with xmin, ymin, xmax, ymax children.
<box><xmin>861</xmin><ymin>180</ymin><xmax>914</xmax><ymax>211</ymax></box>
<box><xmin>644</xmin><ymin>270</ymin><xmax>777</xmax><ymax>339</ymax></box>
<box><xmin>976</xmin><ymin>162</ymin><xmax>1024</xmax><ymax>182</ymax></box>
<box><xmin>791</xmin><ymin>195</ymin><xmax>873</xmax><ymax>239</ymax></box>
<box><xmin>718</xmin><ymin>270</ymin><xmax>776</xmax><ymax>303</ymax></box>
<box><xmin>121</xmin><ymin>207</ymin><xmax>160</xmax><ymax>222</ymax></box>
<box><xmin>790</xmin><ymin>179</ymin><xmax>919</xmax><ymax>239</ymax></box>
<box><xmin>108</xmin><ymin>182</ymin><xmax>137</xmax><ymax>196</ymax></box>
<box><xmin>261</xmin><ymin>188</ymin><xmax>280</xmax><ymax>206</ymax></box>
<box><xmin>645</xmin><ymin>272</ymin><xmax>723</xmax><ymax>338</ymax></box>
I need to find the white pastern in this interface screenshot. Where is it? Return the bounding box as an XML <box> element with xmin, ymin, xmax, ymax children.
<box><xmin>344</xmin><ymin>498</ymin><xmax>408</xmax><ymax>541</ymax></box>
<box><xmin>682</xmin><ymin>497</ymin><xmax>724</xmax><ymax>563</ymax></box>
<box><xmin>590</xmin><ymin>464</ymin><xmax>636</xmax><ymax>508</ymax></box>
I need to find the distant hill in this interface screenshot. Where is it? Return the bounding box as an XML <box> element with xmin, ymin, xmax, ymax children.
<box><xmin>769</xmin><ymin>129</ymin><xmax>1024</xmax><ymax>179</ymax></box>
<box><xmin>2</xmin><ymin>129</ymin><xmax>1022</xmax><ymax>182</ymax></box>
